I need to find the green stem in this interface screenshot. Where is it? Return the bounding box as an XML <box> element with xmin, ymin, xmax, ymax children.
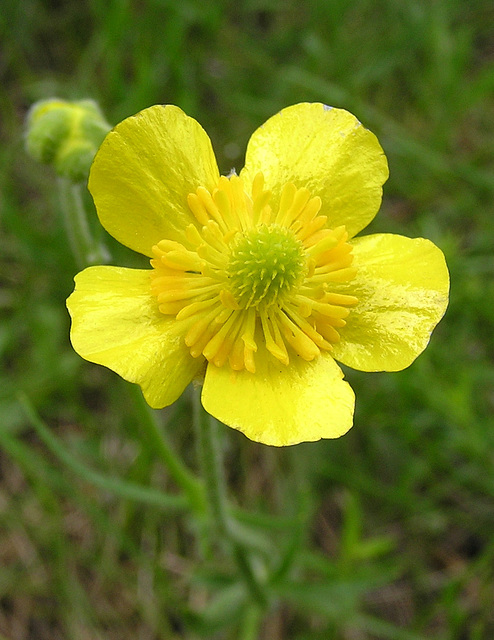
<box><xmin>18</xmin><ymin>393</ymin><xmax>188</xmax><ymax>513</ymax></box>
<box><xmin>58</xmin><ymin>177</ymin><xmax>108</xmax><ymax>267</ymax></box>
<box><xmin>232</xmin><ymin>542</ymin><xmax>268</xmax><ymax>609</ymax></box>
<box><xmin>239</xmin><ymin>603</ymin><xmax>263</xmax><ymax>640</ymax></box>
<box><xmin>268</xmin><ymin>447</ymin><xmax>312</xmax><ymax>586</ymax></box>
<box><xmin>192</xmin><ymin>388</ymin><xmax>268</xmax><ymax>608</ymax></box>
<box><xmin>130</xmin><ymin>385</ymin><xmax>206</xmax><ymax>515</ymax></box>
<box><xmin>193</xmin><ymin>389</ymin><xmax>229</xmax><ymax>536</ymax></box>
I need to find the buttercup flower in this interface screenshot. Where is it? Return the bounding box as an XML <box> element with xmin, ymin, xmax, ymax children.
<box><xmin>67</xmin><ymin>103</ymin><xmax>449</xmax><ymax>446</ymax></box>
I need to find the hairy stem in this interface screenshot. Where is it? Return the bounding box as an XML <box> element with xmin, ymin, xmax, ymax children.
<box><xmin>193</xmin><ymin>388</ymin><xmax>268</xmax><ymax>608</ymax></box>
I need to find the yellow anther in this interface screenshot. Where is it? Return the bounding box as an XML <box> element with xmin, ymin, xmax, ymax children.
<box><xmin>151</xmin><ymin>173</ymin><xmax>358</xmax><ymax>373</ymax></box>
<box><xmin>187</xmin><ymin>193</ymin><xmax>210</xmax><ymax>225</ymax></box>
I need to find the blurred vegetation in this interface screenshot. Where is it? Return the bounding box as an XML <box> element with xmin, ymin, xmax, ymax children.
<box><xmin>1</xmin><ymin>0</ymin><xmax>494</xmax><ymax>638</ymax></box>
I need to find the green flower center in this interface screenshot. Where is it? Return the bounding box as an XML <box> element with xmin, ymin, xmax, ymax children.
<box><xmin>227</xmin><ymin>225</ymin><xmax>306</xmax><ymax>310</ymax></box>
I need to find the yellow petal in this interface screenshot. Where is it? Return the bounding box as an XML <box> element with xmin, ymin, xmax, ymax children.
<box><xmin>89</xmin><ymin>105</ymin><xmax>220</xmax><ymax>257</ymax></box>
<box><xmin>66</xmin><ymin>266</ymin><xmax>204</xmax><ymax>407</ymax></box>
<box><xmin>202</xmin><ymin>352</ymin><xmax>355</xmax><ymax>446</ymax></box>
<box><xmin>240</xmin><ymin>103</ymin><xmax>389</xmax><ymax>238</ymax></box>
<box><xmin>332</xmin><ymin>234</ymin><xmax>450</xmax><ymax>371</ymax></box>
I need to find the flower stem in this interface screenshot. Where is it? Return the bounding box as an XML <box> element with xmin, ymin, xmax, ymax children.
<box><xmin>192</xmin><ymin>388</ymin><xmax>268</xmax><ymax>608</ymax></box>
<box><xmin>193</xmin><ymin>390</ymin><xmax>229</xmax><ymax>537</ymax></box>
<box><xmin>58</xmin><ymin>177</ymin><xmax>108</xmax><ymax>267</ymax></box>
<box><xmin>130</xmin><ymin>385</ymin><xmax>206</xmax><ymax>516</ymax></box>
<box><xmin>232</xmin><ymin>542</ymin><xmax>268</xmax><ymax>609</ymax></box>
<box><xmin>18</xmin><ymin>392</ymin><xmax>188</xmax><ymax>512</ymax></box>
<box><xmin>239</xmin><ymin>603</ymin><xmax>263</xmax><ymax>640</ymax></box>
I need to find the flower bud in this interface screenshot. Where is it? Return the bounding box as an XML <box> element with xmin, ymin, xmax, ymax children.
<box><xmin>25</xmin><ymin>98</ymin><xmax>111</xmax><ymax>182</ymax></box>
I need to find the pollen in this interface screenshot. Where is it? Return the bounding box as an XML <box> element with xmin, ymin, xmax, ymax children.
<box><xmin>150</xmin><ymin>173</ymin><xmax>358</xmax><ymax>373</ymax></box>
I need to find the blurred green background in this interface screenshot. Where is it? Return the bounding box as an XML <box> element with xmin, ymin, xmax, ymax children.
<box><xmin>1</xmin><ymin>0</ymin><xmax>494</xmax><ymax>638</ymax></box>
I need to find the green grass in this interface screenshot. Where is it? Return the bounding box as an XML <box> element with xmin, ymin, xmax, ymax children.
<box><xmin>1</xmin><ymin>0</ymin><xmax>494</xmax><ymax>638</ymax></box>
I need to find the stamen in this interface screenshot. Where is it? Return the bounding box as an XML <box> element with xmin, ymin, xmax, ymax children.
<box><xmin>229</xmin><ymin>175</ymin><xmax>252</xmax><ymax>230</ymax></box>
<box><xmin>275</xmin><ymin>183</ymin><xmax>297</xmax><ymax>225</ymax></box>
<box><xmin>187</xmin><ymin>193</ymin><xmax>210</xmax><ymax>225</ymax></box>
<box><xmin>251</xmin><ymin>172</ymin><xmax>265</xmax><ymax>200</ymax></box>
<box><xmin>296</xmin><ymin>216</ymin><xmax>328</xmax><ymax>242</ymax></box>
<box><xmin>176</xmin><ymin>297</ymin><xmax>220</xmax><ymax>320</ymax></box>
<box><xmin>278</xmin><ymin>312</ymin><xmax>321</xmax><ymax>361</ymax></box>
<box><xmin>196</xmin><ymin>186</ymin><xmax>228</xmax><ymax>232</ymax></box>
<box><xmin>260</xmin><ymin>310</ymin><xmax>290</xmax><ymax>364</ymax></box>
<box><xmin>150</xmin><ymin>172</ymin><xmax>359</xmax><ymax>372</ymax></box>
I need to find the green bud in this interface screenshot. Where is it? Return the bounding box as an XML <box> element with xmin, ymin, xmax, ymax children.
<box><xmin>25</xmin><ymin>98</ymin><xmax>111</xmax><ymax>182</ymax></box>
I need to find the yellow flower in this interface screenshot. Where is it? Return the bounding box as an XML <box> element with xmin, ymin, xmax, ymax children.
<box><xmin>66</xmin><ymin>103</ymin><xmax>449</xmax><ymax>446</ymax></box>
